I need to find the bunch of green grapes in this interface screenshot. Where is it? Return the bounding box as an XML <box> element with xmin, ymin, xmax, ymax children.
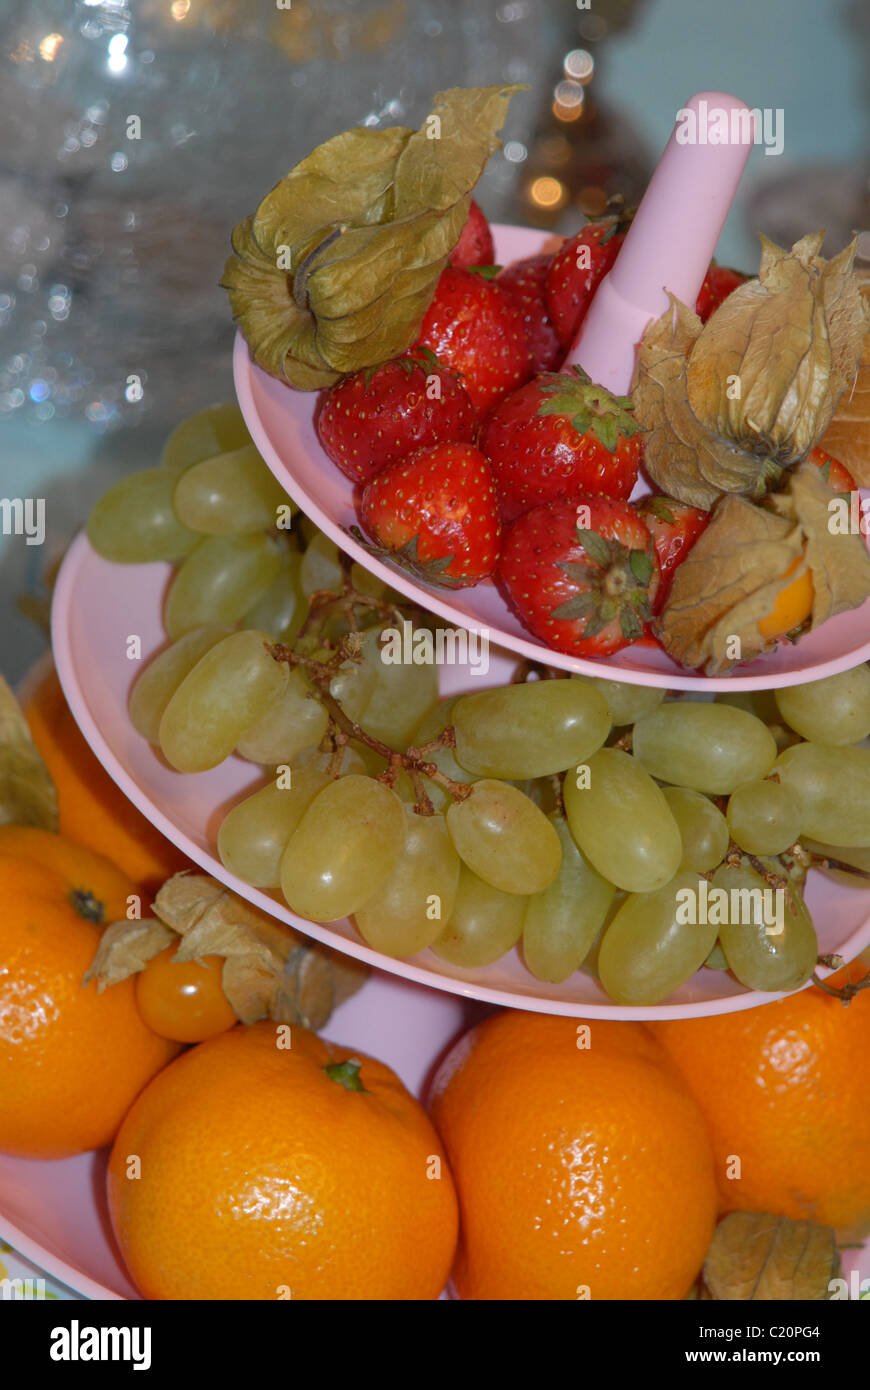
<box><xmin>87</xmin><ymin>406</ymin><xmax>870</xmax><ymax>1006</ymax></box>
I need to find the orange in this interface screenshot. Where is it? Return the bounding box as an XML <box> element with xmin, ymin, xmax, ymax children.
<box><xmin>0</xmin><ymin>826</ymin><xmax>180</xmax><ymax>1158</ymax></box>
<box><xmin>107</xmin><ymin>1021</ymin><xmax>458</xmax><ymax>1300</ymax></box>
<box><xmin>758</xmin><ymin>555</ymin><xmax>814</xmax><ymax>640</ymax></box>
<box><xmin>22</xmin><ymin>662</ymin><xmax>188</xmax><ymax>899</ymax></box>
<box><xmin>428</xmin><ymin>1011</ymin><xmax>717</xmax><ymax>1300</ymax></box>
<box><xmin>650</xmin><ymin>961</ymin><xmax>870</xmax><ymax>1240</ymax></box>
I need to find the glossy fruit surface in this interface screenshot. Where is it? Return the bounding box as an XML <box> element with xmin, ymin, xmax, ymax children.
<box><xmin>135</xmin><ymin>943</ymin><xmax>238</xmax><ymax>1044</ymax></box>
<box><xmin>108</xmin><ymin>1022</ymin><xmax>458</xmax><ymax>1299</ymax></box>
<box><xmin>480</xmin><ymin>368</ymin><xmax>643</xmax><ymax>523</ymax></box>
<box><xmin>0</xmin><ymin>827</ymin><xmax>179</xmax><ymax>1158</ymax></box>
<box><xmin>429</xmin><ymin>1011</ymin><xmax>717</xmax><ymax>1300</ymax></box>
<box><xmin>411</xmin><ymin>266</ymin><xmax>532</xmax><ymax>415</ymax></box>
<box><xmin>651</xmin><ymin>962</ymin><xmax>870</xmax><ymax>1239</ymax></box>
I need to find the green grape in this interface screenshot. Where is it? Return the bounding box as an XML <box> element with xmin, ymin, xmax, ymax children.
<box><xmin>715</xmin><ymin>689</ymin><xmax>779</xmax><ymax>723</ymax></box>
<box><xmin>726</xmin><ymin>779</ymin><xmax>801</xmax><ymax>856</ymax></box>
<box><xmin>171</xmin><ymin>444</ymin><xmax>291</xmax><ymax>535</ymax></box>
<box><xmin>662</xmin><ymin>786</ymin><xmax>730</xmax><ymax>873</ymax></box>
<box><xmin>632</xmin><ymin>702</ymin><xmax>777</xmax><ymax>794</ymax></box>
<box><xmin>453</xmin><ymin>679</ymin><xmax>610</xmax><ymax>779</ymax></box>
<box><xmin>297</xmin><ymin>744</ymin><xmax>368</xmax><ymax>777</ymax></box>
<box><xmin>563</xmin><ymin>748</ymin><xmax>682</xmax><ymax>893</ymax></box>
<box><xmin>431</xmin><ymin>864</ymin><xmax>526</xmax><ymax>968</ymax></box>
<box><xmin>165</xmin><ymin>533</ymin><xmax>281</xmax><ymax>638</ymax></box>
<box><xmin>598</xmin><ymin>871</ymin><xmax>717</xmax><ymax>1004</ymax></box>
<box><xmin>279</xmin><ymin>774</ymin><xmax>405</xmax><ymax>921</ymax></box>
<box><xmin>326</xmin><ymin>651</ymin><xmax>378</xmax><ymax>723</ymax></box>
<box><xmin>128</xmin><ymin>625</ymin><xmax>233</xmax><ymax>743</ymax></box>
<box><xmin>774</xmin><ymin>666</ymin><xmax>870</xmax><ymax>746</ymax></box>
<box><xmin>358</xmin><ymin>626</ymin><xmax>439</xmax><ymax>748</ymax></box>
<box><xmin>217</xmin><ymin>768</ymin><xmax>330</xmax><ymax>887</ymax></box>
<box><xmin>159</xmin><ymin>629</ymin><xmax>288</xmax><ymax>772</ymax></box>
<box><xmin>355</xmin><ymin>807</ymin><xmax>461</xmax><ymax>957</ymax></box>
<box><xmin>522</xmin><ymin>813</ymin><xmax>615</xmax><ymax>982</ymax></box>
<box><xmin>704</xmin><ymin>940</ymin><xmax>729</xmax><ymax>971</ymax></box>
<box><xmin>235</xmin><ymin>666</ymin><xmax>329</xmax><ymax>764</ymax></box>
<box><xmin>775</xmin><ymin>742</ymin><xmax>870</xmax><ymax>846</ymax></box>
<box><xmin>87</xmin><ymin>468</ymin><xmax>198</xmax><ymax>563</ymax></box>
<box><xmin>573</xmin><ymin>675</ymin><xmax>665</xmax><ymax>726</ymax></box>
<box><xmin>350</xmin><ymin>563</ymin><xmax>386</xmax><ymax>598</ymax></box>
<box><xmin>577</xmin><ymin>893</ymin><xmax>626</xmax><ymax>980</ymax></box>
<box><xmin>160</xmin><ymin>404</ymin><xmax>252</xmax><ymax>470</ymax></box>
<box><xmin>300</xmin><ymin>531</ymin><xmax>343</xmax><ymax>597</ymax></box>
<box><xmin>446</xmin><ymin>780</ymin><xmax>561</xmax><ymax>895</ymax></box>
<box><xmin>800</xmin><ymin>838</ymin><xmax>870</xmax><ymax>884</ymax></box>
<box><xmin>243</xmin><ymin>542</ymin><xmax>308</xmax><ymax>644</ymax></box>
<box><xmin>714</xmin><ymin>861</ymin><xmax>817</xmax><ymax>991</ymax></box>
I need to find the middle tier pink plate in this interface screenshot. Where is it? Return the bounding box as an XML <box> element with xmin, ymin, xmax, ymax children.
<box><xmin>51</xmin><ymin>532</ymin><xmax>870</xmax><ymax>1020</ymax></box>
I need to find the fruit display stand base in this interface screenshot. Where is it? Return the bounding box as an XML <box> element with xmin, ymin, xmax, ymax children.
<box><xmin>233</xmin><ymin>224</ymin><xmax>870</xmax><ymax>693</ymax></box>
<box><xmin>0</xmin><ymin>970</ymin><xmax>478</xmax><ymax>1300</ymax></box>
<box><xmin>50</xmin><ymin>533</ymin><xmax>870</xmax><ymax>1019</ymax></box>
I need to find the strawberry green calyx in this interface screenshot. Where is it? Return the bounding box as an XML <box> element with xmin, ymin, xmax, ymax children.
<box><xmin>536</xmin><ymin>367</ymin><xmax>644</xmax><ymax>452</ymax></box>
<box><xmin>554</xmin><ymin>527</ymin><xmax>655</xmax><ymax>642</ymax></box>
<box><xmin>349</xmin><ymin>527</ymin><xmax>469</xmax><ymax>589</ymax></box>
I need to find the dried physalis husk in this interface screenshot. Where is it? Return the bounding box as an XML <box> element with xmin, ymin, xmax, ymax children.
<box><xmin>633</xmin><ymin>296</ymin><xmax>782</xmax><ymax>508</ymax></box>
<box><xmin>634</xmin><ymin>236</ymin><xmax>870</xmax><ymax>507</ymax></box>
<box><xmin>701</xmin><ymin>1212</ymin><xmax>840</xmax><ymax>1300</ymax></box>
<box><xmin>83</xmin><ymin>873</ymin><xmax>368</xmax><ymax>1031</ymax></box>
<box><xmin>818</xmin><ymin>272</ymin><xmax>870</xmax><ymax>485</ymax></box>
<box><xmin>688</xmin><ymin>233</ymin><xmax>869</xmax><ymax>462</ymax></box>
<box><xmin>0</xmin><ymin>675</ymin><xmax>58</xmax><ymax>832</ymax></box>
<box><xmin>222</xmin><ymin>83</ymin><xmax>526</xmax><ymax>389</ymax></box>
<box><xmin>83</xmin><ymin>918</ymin><xmax>176</xmax><ymax>991</ymax></box>
<box><xmin>656</xmin><ymin>459</ymin><xmax>870</xmax><ymax>674</ymax></box>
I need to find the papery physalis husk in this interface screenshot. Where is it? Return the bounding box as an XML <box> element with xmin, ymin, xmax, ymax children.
<box><xmin>633</xmin><ymin>296</ymin><xmax>763</xmax><ymax>509</ymax></box>
<box><xmin>85</xmin><ymin>873</ymin><xmax>368</xmax><ymax>1031</ymax></box>
<box><xmin>83</xmin><ymin>918</ymin><xmax>176</xmax><ymax>991</ymax></box>
<box><xmin>700</xmin><ymin>1212</ymin><xmax>840</xmax><ymax>1301</ymax></box>
<box><xmin>655</xmin><ymin>459</ymin><xmax>870</xmax><ymax>674</ymax></box>
<box><xmin>818</xmin><ymin>272</ymin><xmax>870</xmax><ymax>484</ymax></box>
<box><xmin>0</xmin><ymin>676</ymin><xmax>58</xmax><ymax>832</ymax></box>
<box><xmin>634</xmin><ymin>236</ymin><xmax>870</xmax><ymax>508</ymax></box>
<box><xmin>222</xmin><ymin>84</ymin><xmax>526</xmax><ymax>389</ymax></box>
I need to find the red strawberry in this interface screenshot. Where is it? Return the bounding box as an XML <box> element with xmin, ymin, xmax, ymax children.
<box><xmin>496</xmin><ymin>254</ymin><xmax>563</xmax><ymax>373</ymax></box>
<box><xmin>316</xmin><ymin>350</ymin><xmax>475</xmax><ymax>486</ymax></box>
<box><xmin>807</xmin><ymin>446</ymin><xmax>857</xmax><ymax>494</ymax></box>
<box><xmin>695</xmin><ymin>263</ymin><xmax>747</xmax><ymax>322</ymax></box>
<box><xmin>449</xmin><ymin>199</ymin><xmax>495</xmax><ymax>270</ymax></box>
<box><xmin>358</xmin><ymin>442</ymin><xmax>500</xmax><ymax>588</ymax></box>
<box><xmin>479</xmin><ymin>367</ymin><xmax>644</xmax><ymax>524</ymax></box>
<box><xmin>634</xmin><ymin>495</ymin><xmax>710</xmax><ymax>614</ymax></box>
<box><xmin>498</xmin><ymin>497</ymin><xmax>659</xmax><ymax>657</ymax></box>
<box><xmin>411</xmin><ymin>266</ymin><xmax>532</xmax><ymax>417</ymax></box>
<box><xmin>545</xmin><ymin>210</ymin><xmax>633</xmax><ymax>350</ymax></box>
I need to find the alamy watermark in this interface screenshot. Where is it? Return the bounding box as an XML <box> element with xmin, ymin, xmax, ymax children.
<box><xmin>0</xmin><ymin>497</ymin><xmax>45</xmax><ymax>545</ymax></box>
<box><xmin>676</xmin><ymin>879</ymin><xmax>785</xmax><ymax>936</ymax></box>
<box><xmin>379</xmin><ymin>619</ymin><xmax>490</xmax><ymax>677</ymax></box>
<box><xmin>675</xmin><ymin>100</ymin><xmax>784</xmax><ymax>157</ymax></box>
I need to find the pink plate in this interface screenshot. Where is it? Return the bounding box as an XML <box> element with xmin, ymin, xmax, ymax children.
<box><xmin>50</xmin><ymin>532</ymin><xmax>870</xmax><ymax>1020</ymax></box>
<box><xmin>233</xmin><ymin>223</ymin><xmax>870</xmax><ymax>692</ymax></box>
<box><xmin>0</xmin><ymin>969</ymin><xmax>480</xmax><ymax>1299</ymax></box>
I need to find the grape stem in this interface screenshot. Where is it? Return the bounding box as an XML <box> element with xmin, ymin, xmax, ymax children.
<box><xmin>724</xmin><ymin>842</ymin><xmax>798</xmax><ymax>915</ymax></box>
<box><xmin>268</xmin><ymin>636</ymin><xmax>472</xmax><ymax>817</ymax></box>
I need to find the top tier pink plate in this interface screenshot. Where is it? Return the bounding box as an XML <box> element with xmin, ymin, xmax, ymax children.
<box><xmin>232</xmin><ymin>223</ymin><xmax>870</xmax><ymax>693</ymax></box>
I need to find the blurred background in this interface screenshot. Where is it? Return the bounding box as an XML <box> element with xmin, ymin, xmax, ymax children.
<box><xmin>1</xmin><ymin>0</ymin><xmax>868</xmax><ymax>685</ymax></box>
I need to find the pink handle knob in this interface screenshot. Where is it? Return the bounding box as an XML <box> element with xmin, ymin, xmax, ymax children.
<box><xmin>564</xmin><ymin>91</ymin><xmax>756</xmax><ymax>393</ymax></box>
